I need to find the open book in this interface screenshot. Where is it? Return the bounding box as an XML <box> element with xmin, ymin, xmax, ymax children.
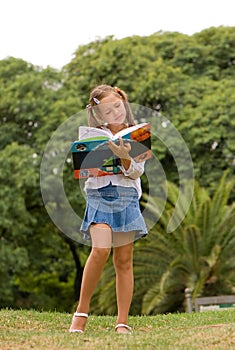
<box><xmin>71</xmin><ymin>122</ymin><xmax>151</xmax><ymax>179</ymax></box>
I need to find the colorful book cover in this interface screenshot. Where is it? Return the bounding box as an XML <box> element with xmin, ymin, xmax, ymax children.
<box><xmin>71</xmin><ymin>122</ymin><xmax>151</xmax><ymax>179</ymax></box>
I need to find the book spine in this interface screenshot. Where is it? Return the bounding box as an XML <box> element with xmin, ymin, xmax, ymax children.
<box><xmin>74</xmin><ymin>167</ymin><xmax>122</xmax><ymax>179</ymax></box>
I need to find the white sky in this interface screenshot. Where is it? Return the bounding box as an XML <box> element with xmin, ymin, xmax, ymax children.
<box><xmin>0</xmin><ymin>0</ymin><xmax>234</xmax><ymax>69</ymax></box>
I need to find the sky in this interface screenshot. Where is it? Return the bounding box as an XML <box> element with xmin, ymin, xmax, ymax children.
<box><xmin>0</xmin><ymin>0</ymin><xmax>234</xmax><ymax>69</ymax></box>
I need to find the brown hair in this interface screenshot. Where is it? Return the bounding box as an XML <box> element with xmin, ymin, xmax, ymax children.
<box><xmin>87</xmin><ymin>84</ymin><xmax>135</xmax><ymax>127</ymax></box>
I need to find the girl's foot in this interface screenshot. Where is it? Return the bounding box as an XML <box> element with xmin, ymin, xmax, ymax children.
<box><xmin>115</xmin><ymin>323</ymin><xmax>132</xmax><ymax>334</ymax></box>
<box><xmin>69</xmin><ymin>312</ymin><xmax>88</xmax><ymax>333</ymax></box>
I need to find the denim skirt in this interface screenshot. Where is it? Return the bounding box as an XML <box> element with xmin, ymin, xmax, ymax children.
<box><xmin>80</xmin><ymin>183</ymin><xmax>147</xmax><ymax>240</ymax></box>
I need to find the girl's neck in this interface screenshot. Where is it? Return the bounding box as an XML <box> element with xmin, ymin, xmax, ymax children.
<box><xmin>107</xmin><ymin>123</ymin><xmax>127</xmax><ymax>135</ymax></box>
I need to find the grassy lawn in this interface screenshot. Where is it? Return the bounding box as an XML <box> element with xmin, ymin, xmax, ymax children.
<box><xmin>0</xmin><ymin>309</ymin><xmax>234</xmax><ymax>350</ymax></box>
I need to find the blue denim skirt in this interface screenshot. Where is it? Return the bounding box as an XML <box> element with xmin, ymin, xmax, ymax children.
<box><xmin>80</xmin><ymin>183</ymin><xmax>148</xmax><ymax>240</ymax></box>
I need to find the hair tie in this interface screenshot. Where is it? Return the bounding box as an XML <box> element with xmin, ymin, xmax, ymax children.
<box><xmin>93</xmin><ymin>97</ymin><xmax>100</xmax><ymax>104</ymax></box>
<box><xmin>86</xmin><ymin>104</ymin><xmax>92</xmax><ymax>110</ymax></box>
<box><xmin>114</xmin><ymin>86</ymin><xmax>121</xmax><ymax>94</ymax></box>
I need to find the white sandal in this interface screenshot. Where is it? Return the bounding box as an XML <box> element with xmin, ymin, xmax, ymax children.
<box><xmin>115</xmin><ymin>323</ymin><xmax>132</xmax><ymax>334</ymax></box>
<box><xmin>69</xmin><ymin>312</ymin><xmax>88</xmax><ymax>333</ymax></box>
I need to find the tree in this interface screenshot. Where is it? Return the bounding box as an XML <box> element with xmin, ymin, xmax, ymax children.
<box><xmin>63</xmin><ymin>27</ymin><xmax>235</xmax><ymax>195</ymax></box>
<box><xmin>0</xmin><ymin>143</ymin><xmax>37</xmax><ymax>306</ymax></box>
<box><xmin>133</xmin><ymin>172</ymin><xmax>235</xmax><ymax>314</ymax></box>
<box><xmin>0</xmin><ymin>58</ymin><xmax>87</xmax><ymax>310</ymax></box>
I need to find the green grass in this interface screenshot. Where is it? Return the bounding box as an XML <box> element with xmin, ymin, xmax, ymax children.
<box><xmin>0</xmin><ymin>309</ymin><xmax>235</xmax><ymax>349</ymax></box>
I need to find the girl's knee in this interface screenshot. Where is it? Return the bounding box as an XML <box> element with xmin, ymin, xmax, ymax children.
<box><xmin>113</xmin><ymin>251</ymin><xmax>133</xmax><ymax>271</ymax></box>
<box><xmin>91</xmin><ymin>247</ymin><xmax>111</xmax><ymax>264</ymax></box>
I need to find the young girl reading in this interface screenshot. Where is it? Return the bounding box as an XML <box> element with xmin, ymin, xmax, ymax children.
<box><xmin>69</xmin><ymin>84</ymin><xmax>148</xmax><ymax>334</ymax></box>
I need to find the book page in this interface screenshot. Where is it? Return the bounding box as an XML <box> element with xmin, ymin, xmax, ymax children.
<box><xmin>78</xmin><ymin>122</ymin><xmax>149</xmax><ymax>141</ymax></box>
<box><xmin>78</xmin><ymin>126</ymin><xmax>110</xmax><ymax>140</ymax></box>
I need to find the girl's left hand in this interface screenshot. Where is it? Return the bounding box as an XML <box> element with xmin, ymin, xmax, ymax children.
<box><xmin>108</xmin><ymin>137</ymin><xmax>131</xmax><ymax>160</ymax></box>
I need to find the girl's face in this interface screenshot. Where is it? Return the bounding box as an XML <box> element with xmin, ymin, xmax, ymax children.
<box><xmin>97</xmin><ymin>94</ymin><xmax>126</xmax><ymax>126</ymax></box>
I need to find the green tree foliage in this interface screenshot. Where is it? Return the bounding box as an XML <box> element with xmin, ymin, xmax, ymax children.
<box><xmin>0</xmin><ymin>58</ymin><xmax>85</xmax><ymax>310</ymax></box>
<box><xmin>63</xmin><ymin>27</ymin><xmax>235</xmax><ymax>192</ymax></box>
<box><xmin>0</xmin><ymin>26</ymin><xmax>234</xmax><ymax>312</ymax></box>
<box><xmin>133</xmin><ymin>172</ymin><xmax>235</xmax><ymax>314</ymax></box>
<box><xmin>0</xmin><ymin>142</ymin><xmax>37</xmax><ymax>306</ymax></box>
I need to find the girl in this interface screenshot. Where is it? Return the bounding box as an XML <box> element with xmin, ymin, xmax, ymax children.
<box><xmin>69</xmin><ymin>84</ymin><xmax>148</xmax><ymax>334</ymax></box>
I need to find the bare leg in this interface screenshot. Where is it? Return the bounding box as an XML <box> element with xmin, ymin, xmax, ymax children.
<box><xmin>113</xmin><ymin>232</ymin><xmax>135</xmax><ymax>333</ymax></box>
<box><xmin>69</xmin><ymin>224</ymin><xmax>112</xmax><ymax>332</ymax></box>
